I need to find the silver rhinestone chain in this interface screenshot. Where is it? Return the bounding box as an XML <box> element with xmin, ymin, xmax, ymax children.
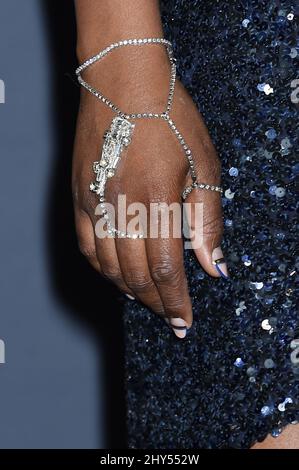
<box><xmin>76</xmin><ymin>38</ymin><xmax>222</xmax><ymax>238</ymax></box>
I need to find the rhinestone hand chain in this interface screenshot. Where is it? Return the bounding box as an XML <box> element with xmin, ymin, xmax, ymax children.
<box><xmin>76</xmin><ymin>38</ymin><xmax>223</xmax><ymax>238</ymax></box>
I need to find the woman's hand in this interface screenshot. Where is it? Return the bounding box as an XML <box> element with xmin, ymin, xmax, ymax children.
<box><xmin>72</xmin><ymin>45</ymin><xmax>227</xmax><ymax>338</ymax></box>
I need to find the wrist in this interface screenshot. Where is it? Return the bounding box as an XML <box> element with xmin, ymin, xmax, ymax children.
<box><xmin>78</xmin><ymin>42</ymin><xmax>172</xmax><ymax>113</ymax></box>
<box><xmin>75</xmin><ymin>0</ymin><xmax>164</xmax><ymax>62</ymax></box>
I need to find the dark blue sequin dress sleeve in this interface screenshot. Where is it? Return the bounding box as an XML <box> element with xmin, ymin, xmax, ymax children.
<box><xmin>124</xmin><ymin>0</ymin><xmax>299</xmax><ymax>448</ymax></box>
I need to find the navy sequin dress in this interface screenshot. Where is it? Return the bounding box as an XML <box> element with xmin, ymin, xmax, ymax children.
<box><xmin>124</xmin><ymin>0</ymin><xmax>299</xmax><ymax>448</ymax></box>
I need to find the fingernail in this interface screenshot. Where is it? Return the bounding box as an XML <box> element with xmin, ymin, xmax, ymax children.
<box><xmin>125</xmin><ymin>294</ymin><xmax>135</xmax><ymax>300</ymax></box>
<box><xmin>212</xmin><ymin>247</ymin><xmax>229</xmax><ymax>279</ymax></box>
<box><xmin>169</xmin><ymin>317</ymin><xmax>188</xmax><ymax>339</ymax></box>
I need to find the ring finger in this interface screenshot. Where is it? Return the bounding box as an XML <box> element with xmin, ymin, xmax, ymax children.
<box><xmin>115</xmin><ymin>238</ymin><xmax>165</xmax><ymax>315</ymax></box>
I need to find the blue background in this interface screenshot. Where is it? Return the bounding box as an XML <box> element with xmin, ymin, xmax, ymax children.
<box><xmin>0</xmin><ymin>0</ymin><xmax>125</xmax><ymax>448</ymax></box>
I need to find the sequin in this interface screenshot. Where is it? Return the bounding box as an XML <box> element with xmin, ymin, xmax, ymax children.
<box><xmin>275</xmin><ymin>187</ymin><xmax>286</xmax><ymax>198</ymax></box>
<box><xmin>224</xmin><ymin>188</ymin><xmax>235</xmax><ymax>199</ymax></box>
<box><xmin>236</xmin><ymin>301</ymin><xmax>247</xmax><ymax>316</ymax></box>
<box><xmin>264</xmin><ymin>150</ymin><xmax>273</xmax><ymax>160</ymax></box>
<box><xmin>265</xmin><ymin>128</ymin><xmax>277</xmax><ymax>140</ymax></box>
<box><xmin>241</xmin><ymin>255</ymin><xmax>251</xmax><ymax>267</ymax></box>
<box><xmin>264</xmin><ymin>84</ymin><xmax>274</xmax><ymax>95</ymax></box>
<box><xmin>292</xmin><ymin>164</ymin><xmax>299</xmax><ymax>175</ymax></box>
<box><xmin>269</xmin><ymin>185</ymin><xmax>277</xmax><ymax>195</ymax></box>
<box><xmin>271</xmin><ymin>428</ymin><xmax>282</xmax><ymax>438</ymax></box>
<box><xmin>291</xmin><ymin>349</ymin><xmax>299</xmax><ymax>365</ymax></box>
<box><xmin>225</xmin><ymin>219</ymin><xmax>233</xmax><ymax>227</ymax></box>
<box><xmin>264</xmin><ymin>358</ymin><xmax>275</xmax><ymax>369</ymax></box>
<box><xmin>280</xmin><ymin>137</ymin><xmax>291</xmax><ymax>149</ymax></box>
<box><xmin>125</xmin><ymin>0</ymin><xmax>299</xmax><ymax>450</ymax></box>
<box><xmin>246</xmin><ymin>367</ymin><xmax>256</xmax><ymax>377</ymax></box>
<box><xmin>257</xmin><ymin>83</ymin><xmax>266</xmax><ymax>92</ymax></box>
<box><xmin>229</xmin><ymin>167</ymin><xmax>239</xmax><ymax>177</ymax></box>
<box><xmin>252</xmin><ymin>282</ymin><xmax>264</xmax><ymax>290</ymax></box>
<box><xmin>234</xmin><ymin>358</ymin><xmax>245</xmax><ymax>368</ymax></box>
<box><xmin>278</xmin><ymin>397</ymin><xmax>293</xmax><ymax>412</ymax></box>
<box><xmin>290</xmin><ymin>48</ymin><xmax>297</xmax><ymax>58</ymax></box>
<box><xmin>261</xmin><ymin>406</ymin><xmax>272</xmax><ymax>417</ymax></box>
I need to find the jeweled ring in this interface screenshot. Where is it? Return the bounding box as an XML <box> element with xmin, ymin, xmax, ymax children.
<box><xmin>182</xmin><ymin>182</ymin><xmax>223</xmax><ymax>200</ymax></box>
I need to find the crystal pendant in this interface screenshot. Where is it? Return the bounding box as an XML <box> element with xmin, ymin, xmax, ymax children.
<box><xmin>90</xmin><ymin>116</ymin><xmax>135</xmax><ymax>197</ymax></box>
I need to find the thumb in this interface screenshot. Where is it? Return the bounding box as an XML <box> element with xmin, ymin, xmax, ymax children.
<box><xmin>184</xmin><ymin>187</ymin><xmax>229</xmax><ymax>279</ymax></box>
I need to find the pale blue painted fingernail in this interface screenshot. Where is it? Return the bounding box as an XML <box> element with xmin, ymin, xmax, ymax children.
<box><xmin>212</xmin><ymin>247</ymin><xmax>229</xmax><ymax>279</ymax></box>
<box><xmin>169</xmin><ymin>317</ymin><xmax>188</xmax><ymax>339</ymax></box>
<box><xmin>125</xmin><ymin>294</ymin><xmax>135</xmax><ymax>300</ymax></box>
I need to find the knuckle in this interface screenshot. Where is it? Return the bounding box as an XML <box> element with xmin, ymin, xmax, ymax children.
<box><xmin>125</xmin><ymin>273</ymin><xmax>154</xmax><ymax>293</ymax></box>
<box><xmin>165</xmin><ymin>298</ymin><xmax>186</xmax><ymax>313</ymax></box>
<box><xmin>203</xmin><ymin>214</ymin><xmax>224</xmax><ymax>236</ymax></box>
<box><xmin>151</xmin><ymin>261</ymin><xmax>182</xmax><ymax>285</ymax></box>
<box><xmin>102</xmin><ymin>266</ymin><xmax>122</xmax><ymax>284</ymax></box>
<box><xmin>82</xmin><ymin>190</ymin><xmax>97</xmax><ymax>215</ymax></box>
<box><xmin>151</xmin><ymin>304</ymin><xmax>165</xmax><ymax>316</ymax></box>
<box><xmin>73</xmin><ymin>183</ymin><xmax>97</xmax><ymax>215</ymax></box>
<box><xmin>78</xmin><ymin>242</ymin><xmax>96</xmax><ymax>260</ymax></box>
<box><xmin>72</xmin><ymin>184</ymin><xmax>80</xmax><ymax>205</ymax></box>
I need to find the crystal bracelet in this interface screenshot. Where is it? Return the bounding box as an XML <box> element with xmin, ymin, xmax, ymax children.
<box><xmin>76</xmin><ymin>38</ymin><xmax>223</xmax><ymax>238</ymax></box>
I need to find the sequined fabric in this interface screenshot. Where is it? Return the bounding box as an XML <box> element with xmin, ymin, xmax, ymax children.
<box><xmin>124</xmin><ymin>0</ymin><xmax>299</xmax><ymax>448</ymax></box>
